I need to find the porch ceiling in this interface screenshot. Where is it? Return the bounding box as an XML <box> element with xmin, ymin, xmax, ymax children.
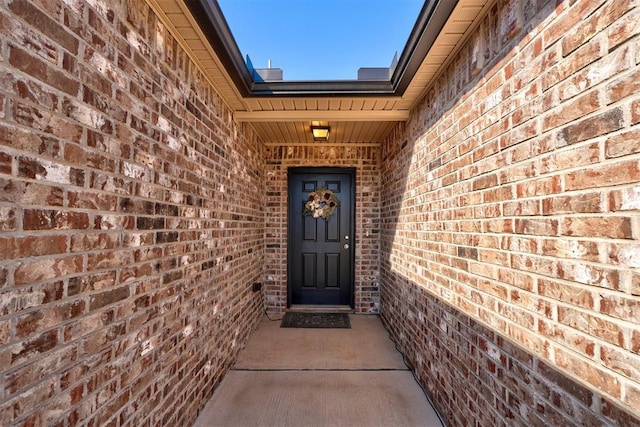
<box><xmin>147</xmin><ymin>0</ymin><xmax>492</xmax><ymax>144</ymax></box>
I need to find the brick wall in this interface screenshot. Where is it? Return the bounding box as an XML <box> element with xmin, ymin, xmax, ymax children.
<box><xmin>0</xmin><ymin>0</ymin><xmax>264</xmax><ymax>425</ymax></box>
<box><xmin>264</xmin><ymin>144</ymin><xmax>381</xmax><ymax>314</ymax></box>
<box><xmin>380</xmin><ymin>0</ymin><xmax>640</xmax><ymax>425</ymax></box>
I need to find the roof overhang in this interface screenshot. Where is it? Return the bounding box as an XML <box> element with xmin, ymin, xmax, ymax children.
<box><xmin>185</xmin><ymin>0</ymin><xmax>459</xmax><ymax>97</ymax></box>
<box><xmin>148</xmin><ymin>0</ymin><xmax>493</xmax><ymax>143</ymax></box>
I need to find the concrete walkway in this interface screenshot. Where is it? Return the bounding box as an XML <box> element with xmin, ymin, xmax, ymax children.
<box><xmin>193</xmin><ymin>315</ymin><xmax>443</xmax><ymax>427</ymax></box>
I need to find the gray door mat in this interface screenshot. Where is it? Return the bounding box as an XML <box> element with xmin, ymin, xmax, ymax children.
<box><xmin>280</xmin><ymin>312</ymin><xmax>351</xmax><ymax>328</ymax></box>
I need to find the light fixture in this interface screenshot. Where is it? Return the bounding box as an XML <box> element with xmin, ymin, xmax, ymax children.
<box><xmin>311</xmin><ymin>125</ymin><xmax>330</xmax><ymax>141</ymax></box>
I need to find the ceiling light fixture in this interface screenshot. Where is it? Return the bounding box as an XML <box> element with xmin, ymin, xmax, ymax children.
<box><xmin>311</xmin><ymin>125</ymin><xmax>330</xmax><ymax>141</ymax></box>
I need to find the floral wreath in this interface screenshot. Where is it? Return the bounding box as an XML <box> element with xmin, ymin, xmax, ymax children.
<box><xmin>304</xmin><ymin>187</ymin><xmax>340</xmax><ymax>219</ymax></box>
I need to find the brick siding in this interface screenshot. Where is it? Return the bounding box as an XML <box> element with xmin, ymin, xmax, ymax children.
<box><xmin>0</xmin><ymin>0</ymin><xmax>263</xmax><ymax>425</ymax></box>
<box><xmin>264</xmin><ymin>144</ymin><xmax>381</xmax><ymax>314</ymax></box>
<box><xmin>2</xmin><ymin>0</ymin><xmax>639</xmax><ymax>425</ymax></box>
<box><xmin>380</xmin><ymin>0</ymin><xmax>640</xmax><ymax>425</ymax></box>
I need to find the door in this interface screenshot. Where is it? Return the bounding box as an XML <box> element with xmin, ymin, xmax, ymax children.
<box><xmin>288</xmin><ymin>168</ymin><xmax>355</xmax><ymax>307</ymax></box>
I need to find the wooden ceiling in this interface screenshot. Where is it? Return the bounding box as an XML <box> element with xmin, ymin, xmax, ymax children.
<box><xmin>147</xmin><ymin>0</ymin><xmax>492</xmax><ymax>145</ymax></box>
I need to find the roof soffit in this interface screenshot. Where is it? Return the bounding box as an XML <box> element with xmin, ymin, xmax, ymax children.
<box><xmin>147</xmin><ymin>0</ymin><xmax>492</xmax><ymax>143</ymax></box>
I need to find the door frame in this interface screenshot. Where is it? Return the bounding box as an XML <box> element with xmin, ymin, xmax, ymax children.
<box><xmin>287</xmin><ymin>167</ymin><xmax>356</xmax><ymax>308</ymax></box>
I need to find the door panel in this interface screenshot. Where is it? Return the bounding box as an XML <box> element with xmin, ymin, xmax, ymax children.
<box><xmin>288</xmin><ymin>168</ymin><xmax>354</xmax><ymax>307</ymax></box>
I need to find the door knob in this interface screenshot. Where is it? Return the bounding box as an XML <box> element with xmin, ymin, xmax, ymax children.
<box><xmin>343</xmin><ymin>243</ymin><xmax>349</xmax><ymax>249</ymax></box>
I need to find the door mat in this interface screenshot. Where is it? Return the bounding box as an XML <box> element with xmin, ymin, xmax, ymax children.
<box><xmin>280</xmin><ymin>312</ymin><xmax>351</xmax><ymax>329</ymax></box>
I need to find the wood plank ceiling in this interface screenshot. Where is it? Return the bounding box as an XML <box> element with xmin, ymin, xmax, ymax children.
<box><xmin>147</xmin><ymin>0</ymin><xmax>492</xmax><ymax>145</ymax></box>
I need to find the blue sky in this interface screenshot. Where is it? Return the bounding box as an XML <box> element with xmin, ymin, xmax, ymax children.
<box><xmin>217</xmin><ymin>0</ymin><xmax>424</xmax><ymax>81</ymax></box>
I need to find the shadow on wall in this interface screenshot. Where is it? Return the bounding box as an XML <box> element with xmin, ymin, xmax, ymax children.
<box><xmin>379</xmin><ymin>0</ymin><xmax>640</xmax><ymax>425</ymax></box>
<box><xmin>380</xmin><ymin>271</ymin><xmax>638</xmax><ymax>426</ymax></box>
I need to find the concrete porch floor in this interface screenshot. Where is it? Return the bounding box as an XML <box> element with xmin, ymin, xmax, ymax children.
<box><xmin>193</xmin><ymin>315</ymin><xmax>444</xmax><ymax>427</ymax></box>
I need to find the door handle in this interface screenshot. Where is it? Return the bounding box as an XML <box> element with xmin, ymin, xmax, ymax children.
<box><xmin>343</xmin><ymin>243</ymin><xmax>349</xmax><ymax>250</ymax></box>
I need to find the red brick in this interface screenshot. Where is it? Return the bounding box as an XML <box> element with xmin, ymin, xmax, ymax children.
<box><xmin>87</xmin><ymin>250</ymin><xmax>134</xmax><ymax>271</ymax></box>
<box><xmin>542</xmin><ymin>1</ymin><xmax>597</xmax><ymax>48</ymax></box>
<box><xmin>632</xmin><ymin>330</ymin><xmax>640</xmax><ymax>354</ymax></box>
<box><xmin>624</xmin><ymin>383</ymin><xmax>640</xmax><ymax>414</ymax></box>
<box><xmin>601</xmin><ymin>346</ymin><xmax>639</xmax><ymax>379</ymax></box>
<box><xmin>560</xmin><ymin>42</ymin><xmax>632</xmax><ymax>102</ymax></box>
<box><xmin>69</xmin><ymin>232</ymin><xmax>119</xmax><ymax>253</ymax></box>
<box><xmin>87</xmin><ymin>128</ymin><xmax>131</xmax><ymax>158</ymax></box>
<box><xmin>503</xmin><ymin>199</ymin><xmax>540</xmax><ymax>216</ymax></box>
<box><xmin>631</xmin><ymin>272</ymin><xmax>640</xmax><ymax>297</ymax></box>
<box><xmin>0</xmin><ymin>206</ymin><xmax>17</xmax><ymax>231</ymax></box>
<box><xmin>0</xmin><ymin>123</ymin><xmax>61</xmax><ymax>156</ymax></box>
<box><xmin>608</xmin><ymin>8</ymin><xmax>640</xmax><ymax>50</ymax></box>
<box><xmin>14</xmin><ymin>256</ymin><xmax>83</xmax><ymax>285</ymax></box>
<box><xmin>609</xmin><ymin>186</ymin><xmax>640</xmax><ymax>211</ymax></box>
<box><xmin>554</xmin><ymin>347</ymin><xmax>621</xmax><ymax>398</ymax></box>
<box><xmin>542</xmin><ymin>91</ymin><xmax>600</xmax><ymax>131</ymax></box>
<box><xmin>566</xmin><ymin>160</ymin><xmax>640</xmax><ymax>191</ymax></box>
<box><xmin>539</xmin><ymin>143</ymin><xmax>600</xmax><ymax>174</ymax></box>
<box><xmin>515</xmin><ymin>218</ymin><xmax>559</xmax><ymax>236</ymax></box>
<box><xmin>8</xmin><ymin>0</ymin><xmax>79</xmax><ymax>54</ymax></box>
<box><xmin>0</xmin><ymin>265</ymin><xmax>9</xmax><ymax>288</ymax></box>
<box><xmin>607</xmin><ymin>67</ymin><xmax>640</xmax><ymax>104</ymax></box>
<box><xmin>633</xmin><ymin>98</ymin><xmax>640</xmax><ymax>125</ymax></box>
<box><xmin>13</xmin><ymin>101</ymin><xmax>83</xmax><ymax>142</ymax></box>
<box><xmin>95</xmin><ymin>214</ymin><xmax>135</xmax><ymax>230</ymax></box>
<box><xmin>561</xmin><ymin>0</ymin><xmax>629</xmax><ymax>56</ymax></box>
<box><xmin>602</xmin><ymin>395</ymin><xmax>640</xmax><ymax>426</ymax></box>
<box><xmin>12</xmin><ymin>235</ymin><xmax>67</xmax><ymax>259</ymax></box>
<box><xmin>542</xmin><ymin>193</ymin><xmax>603</xmax><ymax>215</ymax></box>
<box><xmin>0</xmin><ymin>0</ymin><xmax>638</xmax><ymax>425</ymax></box>
<box><xmin>606</xmin><ymin>243</ymin><xmax>640</xmax><ymax>269</ymax></box>
<box><xmin>8</xmin><ymin>44</ymin><xmax>80</xmax><ymax>96</ymax></box>
<box><xmin>123</xmin><ymin>232</ymin><xmax>155</xmax><ymax>249</ymax></box>
<box><xmin>0</xmin><ymin>13</ymin><xmax>55</xmax><ymax>63</ymax></box>
<box><xmin>562</xmin><ymin>216</ymin><xmax>632</xmax><ymax>239</ymax></box>
<box><xmin>542</xmin><ymin>35</ymin><xmax>603</xmax><ymax>92</ymax></box>
<box><xmin>517</xmin><ymin>176</ymin><xmax>562</xmax><ymax>198</ymax></box>
<box><xmin>558</xmin><ymin>261</ymin><xmax>621</xmax><ymax>290</ymax></box>
<box><xmin>484</xmin><ymin>218</ymin><xmax>514</xmax><ymax>233</ymax></box>
<box><xmin>23</xmin><ymin>209</ymin><xmax>89</xmax><ymax>230</ymax></box>
<box><xmin>558</xmin><ymin>108</ymin><xmax>624</xmax><ymax>146</ymax></box>
<box><xmin>538</xmin><ymin>279</ymin><xmax>594</xmax><ymax>309</ymax></box>
<box><xmin>600</xmin><ymin>295</ymin><xmax>640</xmax><ymax>323</ymax></box>
<box><xmin>540</xmin><ymin>238</ymin><xmax>600</xmax><ymax>262</ymax></box>
<box><xmin>82</xmin><ymin>85</ymin><xmax>127</xmax><ymax>123</ymax></box>
<box><xmin>15</xmin><ymin>299</ymin><xmax>85</xmax><ymax>338</ymax></box>
<box><xmin>14</xmin><ymin>77</ymin><xmax>60</xmax><ymax>110</ymax></box>
<box><xmin>605</xmin><ymin>128</ymin><xmax>640</xmax><ymax>158</ymax></box>
<box><xmin>64</xmin><ymin>143</ymin><xmax>117</xmax><ymax>172</ymax></box>
<box><xmin>0</xmin><ymin>178</ymin><xmax>64</xmax><ymax>206</ymax></box>
<box><xmin>10</xmin><ymin>329</ymin><xmax>58</xmax><ymax>366</ymax></box>
<box><xmin>541</xmin><ymin>319</ymin><xmax>597</xmax><ymax>357</ymax></box>
<box><xmin>498</xmin><ymin>0</ymin><xmax>522</xmax><ymax>44</ymax></box>
<box><xmin>68</xmin><ymin>190</ymin><xmax>117</xmax><ymax>210</ymax></box>
<box><xmin>11</xmin><ymin>378</ymin><xmax>57</xmax><ymax>418</ymax></box>
<box><xmin>66</xmin><ymin>97</ymin><xmax>111</xmax><ymax>130</ymax></box>
<box><xmin>0</xmin><ymin>281</ymin><xmax>64</xmax><ymax>317</ymax></box>
<box><xmin>510</xmin><ymin>253</ymin><xmax>557</xmax><ymax>276</ymax></box>
<box><xmin>0</xmin><ymin>150</ymin><xmax>11</xmax><ymax>174</ymax></box>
